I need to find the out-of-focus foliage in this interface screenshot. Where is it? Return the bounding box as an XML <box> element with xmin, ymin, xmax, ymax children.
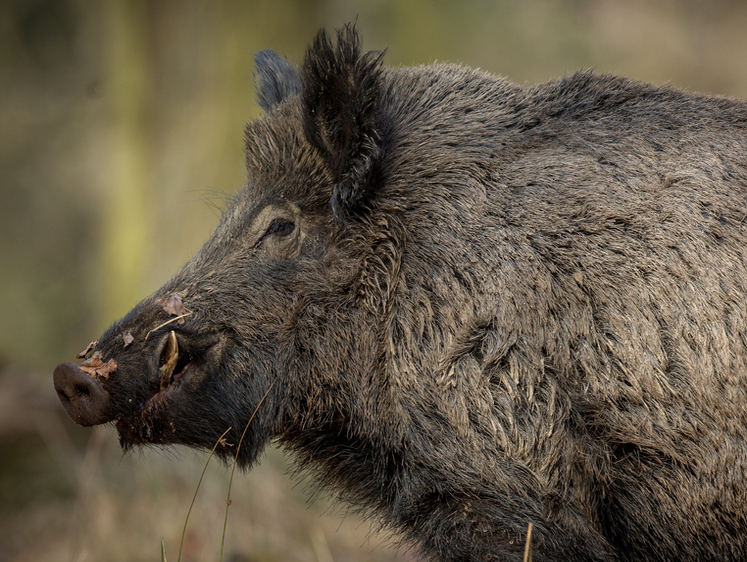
<box><xmin>1</xmin><ymin>1</ymin><xmax>747</xmax><ymax>560</ymax></box>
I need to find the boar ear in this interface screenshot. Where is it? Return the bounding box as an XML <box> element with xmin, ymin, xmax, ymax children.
<box><xmin>301</xmin><ymin>25</ymin><xmax>385</xmax><ymax>222</ymax></box>
<box><xmin>254</xmin><ymin>50</ymin><xmax>301</xmax><ymax>112</ymax></box>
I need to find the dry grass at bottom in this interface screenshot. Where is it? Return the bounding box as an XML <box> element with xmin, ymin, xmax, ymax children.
<box><xmin>0</xmin><ymin>367</ymin><xmax>414</xmax><ymax>562</ymax></box>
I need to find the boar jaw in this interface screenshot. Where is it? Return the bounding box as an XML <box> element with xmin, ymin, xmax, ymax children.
<box><xmin>113</xmin><ymin>329</ymin><xmax>225</xmax><ymax>447</ymax></box>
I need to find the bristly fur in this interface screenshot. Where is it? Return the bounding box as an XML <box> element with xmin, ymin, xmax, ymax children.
<box><xmin>58</xmin><ymin>24</ymin><xmax>747</xmax><ymax>562</ymax></box>
<box><xmin>300</xmin><ymin>24</ymin><xmax>385</xmax><ymax>222</ymax></box>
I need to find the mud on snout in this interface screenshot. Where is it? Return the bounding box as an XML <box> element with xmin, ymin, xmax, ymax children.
<box><xmin>54</xmin><ymin>317</ymin><xmax>224</xmax><ymax>448</ymax></box>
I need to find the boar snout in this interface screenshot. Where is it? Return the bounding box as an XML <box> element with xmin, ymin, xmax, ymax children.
<box><xmin>53</xmin><ymin>362</ymin><xmax>111</xmax><ymax>426</ymax></box>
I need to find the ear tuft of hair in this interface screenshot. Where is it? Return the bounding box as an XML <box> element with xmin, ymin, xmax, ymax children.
<box><xmin>301</xmin><ymin>24</ymin><xmax>385</xmax><ymax>222</ymax></box>
<box><xmin>254</xmin><ymin>50</ymin><xmax>301</xmax><ymax>112</ymax></box>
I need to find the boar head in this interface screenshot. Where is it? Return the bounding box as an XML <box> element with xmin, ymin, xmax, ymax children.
<box><xmin>54</xmin><ymin>27</ymin><xmax>400</xmax><ymax>469</ymax></box>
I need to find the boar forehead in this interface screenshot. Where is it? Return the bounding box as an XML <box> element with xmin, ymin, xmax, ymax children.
<box><xmin>190</xmin><ymin>105</ymin><xmax>336</xmax><ymax>264</ymax></box>
<box><xmin>242</xmin><ymin>102</ymin><xmax>333</xmax><ymax>210</ymax></box>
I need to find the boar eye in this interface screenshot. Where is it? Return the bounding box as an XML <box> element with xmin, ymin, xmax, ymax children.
<box><xmin>254</xmin><ymin>218</ymin><xmax>295</xmax><ymax>248</ymax></box>
<box><xmin>265</xmin><ymin>219</ymin><xmax>295</xmax><ymax>236</ymax></box>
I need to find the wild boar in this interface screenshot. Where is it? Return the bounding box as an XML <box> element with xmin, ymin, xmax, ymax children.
<box><xmin>54</xmin><ymin>25</ymin><xmax>747</xmax><ymax>561</ymax></box>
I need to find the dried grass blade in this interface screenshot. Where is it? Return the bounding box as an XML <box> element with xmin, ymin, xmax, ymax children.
<box><xmin>177</xmin><ymin>426</ymin><xmax>232</xmax><ymax>562</ymax></box>
<box><xmin>145</xmin><ymin>312</ymin><xmax>194</xmax><ymax>340</ymax></box>
<box><xmin>523</xmin><ymin>522</ymin><xmax>533</xmax><ymax>562</ymax></box>
<box><xmin>219</xmin><ymin>377</ymin><xmax>278</xmax><ymax>562</ymax></box>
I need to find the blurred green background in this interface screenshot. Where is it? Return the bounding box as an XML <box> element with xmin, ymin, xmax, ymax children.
<box><xmin>2</xmin><ymin>0</ymin><xmax>747</xmax><ymax>560</ymax></box>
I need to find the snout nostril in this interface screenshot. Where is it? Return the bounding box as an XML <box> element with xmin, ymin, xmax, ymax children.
<box><xmin>56</xmin><ymin>387</ymin><xmax>71</xmax><ymax>405</ymax></box>
<box><xmin>75</xmin><ymin>384</ymin><xmax>91</xmax><ymax>398</ymax></box>
<box><xmin>53</xmin><ymin>362</ymin><xmax>111</xmax><ymax>426</ymax></box>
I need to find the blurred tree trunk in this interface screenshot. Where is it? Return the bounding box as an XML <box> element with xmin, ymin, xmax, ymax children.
<box><xmin>99</xmin><ymin>0</ymin><xmax>153</xmax><ymax>324</ymax></box>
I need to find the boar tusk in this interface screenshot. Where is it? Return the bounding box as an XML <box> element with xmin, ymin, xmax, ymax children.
<box><xmin>160</xmin><ymin>330</ymin><xmax>179</xmax><ymax>390</ymax></box>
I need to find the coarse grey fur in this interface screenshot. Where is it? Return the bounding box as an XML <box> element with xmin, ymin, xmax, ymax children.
<box><xmin>54</xmin><ymin>25</ymin><xmax>747</xmax><ymax>561</ymax></box>
<box><xmin>254</xmin><ymin>50</ymin><xmax>301</xmax><ymax>112</ymax></box>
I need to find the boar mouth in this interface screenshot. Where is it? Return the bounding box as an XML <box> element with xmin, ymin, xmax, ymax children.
<box><xmin>114</xmin><ymin>329</ymin><xmax>222</xmax><ymax>445</ymax></box>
